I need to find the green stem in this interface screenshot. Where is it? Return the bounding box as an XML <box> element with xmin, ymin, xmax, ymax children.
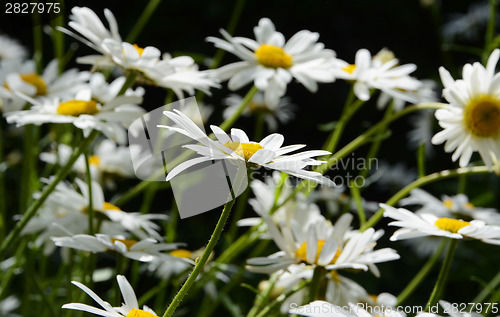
<box><xmin>425</xmin><ymin>239</ymin><xmax>459</xmax><ymax>311</ymax></box>
<box><xmin>472</xmin><ymin>269</ymin><xmax>500</xmax><ymax>303</ymax></box>
<box><xmin>165</xmin><ymin>202</ymin><xmax>179</xmax><ymax>243</ymax></box>
<box><xmin>219</xmin><ymin>86</ymin><xmax>258</xmax><ymax>131</ymax></box>
<box><xmin>308</xmin><ymin>266</ymin><xmax>325</xmax><ymax>303</ymax></box>
<box><xmin>417</xmin><ymin>143</ymin><xmax>426</xmax><ymax>178</ymax></box>
<box><xmin>357</xmin><ymin>103</ymin><xmax>393</xmax><ymax>181</ymax></box>
<box><xmin>349</xmin><ymin>180</ymin><xmax>366</xmax><ymax>226</ymax></box>
<box><xmin>254</xmin><ymin>280</ymin><xmax>308</xmax><ymax>317</ymax></box>
<box><xmin>112</xmin><ymin>176</ymin><xmax>170</xmax><ymax>206</ymax></box>
<box><xmin>161</xmin><ymin>198</ymin><xmax>237</xmax><ymax>317</ymax></box>
<box><xmin>117</xmin><ymin>72</ymin><xmax>138</xmax><ymax>96</ymax></box>
<box><xmin>125</xmin><ymin>0</ymin><xmax>164</xmax><ymax>43</ymax></box>
<box><xmin>0</xmin><ymin>130</ymin><xmax>99</xmax><ymax>260</ymax></box>
<box><xmin>84</xmin><ymin>150</ymin><xmax>94</xmax><ymax>235</ymax></box>
<box><xmin>223</xmin><ymin>185</ymin><xmax>250</xmax><ymax>247</ymax></box>
<box><xmin>209</xmin><ymin>0</ymin><xmax>245</xmax><ymax>70</ymax></box>
<box><xmin>254</xmin><ymin>112</ymin><xmax>265</xmax><ymax>141</ymax></box>
<box><xmin>216</xmin><ymin>226</ymin><xmax>262</xmax><ymax>264</ymax></box>
<box><xmin>483</xmin><ymin>0</ymin><xmax>497</xmax><ymax>63</ymax></box>
<box><xmin>50</xmin><ymin>0</ymin><xmax>65</xmax><ymax>73</ymax></box>
<box><xmin>361</xmin><ymin>166</ymin><xmax>491</xmax><ymax>231</ymax></box>
<box><xmin>323</xmin><ymin>93</ymin><xmax>365</xmax><ymax>155</ymax></box>
<box><xmin>196</xmin><ymin>0</ymin><xmax>247</xmax><ymax>101</ymax></box>
<box><xmin>397</xmin><ymin>238</ymin><xmax>447</xmax><ymax>305</ymax></box>
<box><xmin>247</xmin><ymin>274</ymin><xmax>278</xmax><ymax>317</ymax></box>
<box><xmin>297</xmin><ymin>103</ymin><xmax>447</xmax><ymax>196</ymax></box>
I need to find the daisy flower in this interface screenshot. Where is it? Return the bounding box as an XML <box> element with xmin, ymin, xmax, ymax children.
<box><xmin>158</xmin><ymin>109</ymin><xmax>335</xmax><ymax>185</ymax></box>
<box><xmin>4</xmin><ymin>88</ymin><xmax>144</xmax><ymax>144</ymax></box>
<box><xmin>52</xmin><ymin>233</ymin><xmax>178</xmax><ymax>262</ymax></box>
<box><xmin>40</xmin><ymin>140</ymin><xmax>142</xmax><ymax>188</ymax></box>
<box><xmin>207</xmin><ymin>17</ymin><xmax>337</xmax><ymax>106</ymax></box>
<box><xmin>88</xmin><ymin>72</ymin><xmax>145</xmax><ymax>104</ymax></box>
<box><xmin>223</xmin><ymin>92</ymin><xmax>296</xmax><ymax>131</ymax></box>
<box><xmin>237</xmin><ymin>171</ymin><xmax>323</xmax><ymax>231</ymax></box>
<box><xmin>24</xmin><ymin>178</ymin><xmax>167</xmax><ymax>253</ymax></box>
<box><xmin>400</xmin><ymin>188</ymin><xmax>500</xmax><ymax>225</ymax></box>
<box><xmin>377</xmin><ymin>78</ymin><xmax>438</xmax><ymax>112</ymax></box>
<box><xmin>61</xmin><ymin>6</ymin><xmax>218</xmax><ymax>98</ymax></box>
<box><xmin>334</xmin><ymin>48</ymin><xmax>422</xmax><ymax>102</ymax></box>
<box><xmin>246</xmin><ymin>213</ymin><xmax>399</xmax><ymax>276</ymax></box>
<box><xmin>432</xmin><ymin>49</ymin><xmax>500</xmax><ymax>168</ymax></box>
<box><xmin>63</xmin><ymin>275</ymin><xmax>159</xmax><ymax>316</ymax></box>
<box><xmin>0</xmin><ymin>59</ymin><xmax>90</xmax><ymax>112</ymax></box>
<box><xmin>0</xmin><ymin>34</ymin><xmax>27</xmax><ymax>61</ymax></box>
<box><xmin>381</xmin><ymin>203</ymin><xmax>500</xmax><ymax>245</ymax></box>
<box><xmin>267</xmin><ymin>264</ymin><xmax>375</xmax><ymax>313</ymax></box>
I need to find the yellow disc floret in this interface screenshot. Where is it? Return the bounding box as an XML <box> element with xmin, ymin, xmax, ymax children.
<box><xmin>111</xmin><ymin>238</ymin><xmax>137</xmax><ymax>250</ymax></box>
<box><xmin>170</xmin><ymin>249</ymin><xmax>193</xmax><ymax>259</ymax></box>
<box><xmin>255</xmin><ymin>44</ymin><xmax>292</xmax><ymax>69</ymax></box>
<box><xmin>443</xmin><ymin>199</ymin><xmax>454</xmax><ymax>209</ymax></box>
<box><xmin>295</xmin><ymin>240</ymin><xmax>341</xmax><ymax>265</ymax></box>
<box><xmin>342</xmin><ymin>64</ymin><xmax>356</xmax><ymax>74</ymax></box>
<box><xmin>126</xmin><ymin>308</ymin><xmax>158</xmax><ymax>317</ymax></box>
<box><xmin>133</xmin><ymin>44</ymin><xmax>145</xmax><ymax>56</ymax></box>
<box><xmin>4</xmin><ymin>73</ymin><xmax>47</xmax><ymax>96</ymax></box>
<box><xmin>57</xmin><ymin>99</ymin><xmax>99</xmax><ymax>116</ymax></box>
<box><xmin>103</xmin><ymin>202</ymin><xmax>122</xmax><ymax>211</ymax></box>
<box><xmin>434</xmin><ymin>217</ymin><xmax>470</xmax><ymax>233</ymax></box>
<box><xmin>464</xmin><ymin>95</ymin><xmax>500</xmax><ymax>137</ymax></box>
<box><xmin>224</xmin><ymin>142</ymin><xmax>264</xmax><ymax>162</ymax></box>
<box><xmin>88</xmin><ymin>155</ymin><xmax>100</xmax><ymax>166</ymax></box>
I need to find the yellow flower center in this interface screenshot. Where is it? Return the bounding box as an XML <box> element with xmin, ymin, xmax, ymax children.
<box><xmin>224</xmin><ymin>142</ymin><xmax>264</xmax><ymax>162</ymax></box>
<box><xmin>464</xmin><ymin>95</ymin><xmax>500</xmax><ymax>137</ymax></box>
<box><xmin>111</xmin><ymin>238</ymin><xmax>137</xmax><ymax>250</ymax></box>
<box><xmin>57</xmin><ymin>99</ymin><xmax>99</xmax><ymax>116</ymax></box>
<box><xmin>103</xmin><ymin>202</ymin><xmax>122</xmax><ymax>211</ymax></box>
<box><xmin>329</xmin><ymin>270</ymin><xmax>341</xmax><ymax>282</ymax></box>
<box><xmin>126</xmin><ymin>308</ymin><xmax>158</xmax><ymax>317</ymax></box>
<box><xmin>295</xmin><ymin>240</ymin><xmax>341</xmax><ymax>265</ymax></box>
<box><xmin>443</xmin><ymin>199</ymin><xmax>454</xmax><ymax>209</ymax></box>
<box><xmin>342</xmin><ymin>64</ymin><xmax>356</xmax><ymax>74</ymax></box>
<box><xmin>255</xmin><ymin>44</ymin><xmax>292</xmax><ymax>69</ymax></box>
<box><xmin>4</xmin><ymin>73</ymin><xmax>47</xmax><ymax>96</ymax></box>
<box><xmin>89</xmin><ymin>155</ymin><xmax>100</xmax><ymax>166</ymax></box>
<box><xmin>464</xmin><ymin>202</ymin><xmax>474</xmax><ymax>209</ymax></box>
<box><xmin>169</xmin><ymin>249</ymin><xmax>193</xmax><ymax>259</ymax></box>
<box><xmin>133</xmin><ymin>44</ymin><xmax>145</xmax><ymax>56</ymax></box>
<box><xmin>434</xmin><ymin>217</ymin><xmax>470</xmax><ymax>233</ymax></box>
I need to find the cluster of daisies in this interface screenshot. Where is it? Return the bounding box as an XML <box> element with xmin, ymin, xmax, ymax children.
<box><xmin>1</xmin><ymin>4</ymin><xmax>500</xmax><ymax>317</ymax></box>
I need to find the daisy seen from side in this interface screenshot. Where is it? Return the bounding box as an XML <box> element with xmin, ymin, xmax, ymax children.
<box><xmin>158</xmin><ymin>109</ymin><xmax>335</xmax><ymax>186</ymax></box>
<box><xmin>381</xmin><ymin>203</ymin><xmax>500</xmax><ymax>245</ymax></box>
<box><xmin>4</xmin><ymin>88</ymin><xmax>144</xmax><ymax>144</ymax></box>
